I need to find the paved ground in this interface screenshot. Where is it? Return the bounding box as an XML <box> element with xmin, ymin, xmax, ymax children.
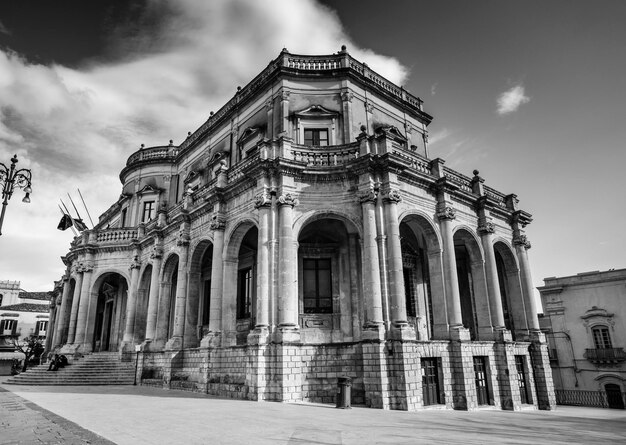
<box><xmin>1</xmin><ymin>377</ymin><xmax>625</xmax><ymax>445</ymax></box>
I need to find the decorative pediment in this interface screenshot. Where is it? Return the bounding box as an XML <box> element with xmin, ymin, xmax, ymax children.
<box><xmin>117</xmin><ymin>193</ymin><xmax>132</xmax><ymax>204</ymax></box>
<box><xmin>183</xmin><ymin>170</ymin><xmax>201</xmax><ymax>184</ymax></box>
<box><xmin>237</xmin><ymin>126</ymin><xmax>263</xmax><ymax>145</ymax></box>
<box><xmin>375</xmin><ymin>125</ymin><xmax>407</xmax><ymax>142</ymax></box>
<box><xmin>293</xmin><ymin>105</ymin><xmax>339</xmax><ymax>119</ymax></box>
<box><xmin>581</xmin><ymin>306</ymin><xmax>615</xmax><ymax>330</ymax></box>
<box><xmin>137</xmin><ymin>184</ymin><xmax>162</xmax><ymax>196</ymax></box>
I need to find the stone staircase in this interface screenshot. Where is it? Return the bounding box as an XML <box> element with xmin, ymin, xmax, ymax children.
<box><xmin>4</xmin><ymin>352</ymin><xmax>136</xmax><ymax>386</ymax></box>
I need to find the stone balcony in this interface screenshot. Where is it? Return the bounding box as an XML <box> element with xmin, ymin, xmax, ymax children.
<box><xmin>584</xmin><ymin>347</ymin><xmax>626</xmax><ymax>365</ymax></box>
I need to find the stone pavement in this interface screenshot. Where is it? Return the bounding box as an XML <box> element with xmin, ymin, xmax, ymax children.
<box><xmin>1</xmin><ymin>377</ymin><xmax>625</xmax><ymax>445</ymax></box>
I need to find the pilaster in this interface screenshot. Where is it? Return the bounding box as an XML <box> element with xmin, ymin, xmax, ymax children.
<box><xmin>529</xmin><ymin>331</ymin><xmax>557</xmax><ymax>410</ymax></box>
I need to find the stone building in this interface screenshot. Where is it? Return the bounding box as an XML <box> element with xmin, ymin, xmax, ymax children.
<box><xmin>47</xmin><ymin>47</ymin><xmax>555</xmax><ymax>411</ymax></box>
<box><xmin>0</xmin><ymin>280</ymin><xmax>50</xmax><ymax>352</ymax></box>
<box><xmin>539</xmin><ymin>269</ymin><xmax>626</xmax><ymax>409</ymax></box>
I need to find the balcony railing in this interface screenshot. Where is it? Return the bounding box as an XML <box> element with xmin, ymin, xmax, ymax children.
<box><xmin>96</xmin><ymin>228</ymin><xmax>139</xmax><ymax>244</ymax></box>
<box><xmin>584</xmin><ymin>347</ymin><xmax>626</xmax><ymax>364</ymax></box>
<box><xmin>290</xmin><ymin>142</ymin><xmax>359</xmax><ymax>167</ymax></box>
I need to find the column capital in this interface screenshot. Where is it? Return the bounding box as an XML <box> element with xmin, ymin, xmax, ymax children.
<box><xmin>129</xmin><ymin>255</ymin><xmax>142</xmax><ymax>270</ymax></box>
<box><xmin>254</xmin><ymin>190</ymin><xmax>272</xmax><ymax>209</ymax></box>
<box><xmin>341</xmin><ymin>90</ymin><xmax>353</xmax><ymax>103</ymax></box>
<box><xmin>513</xmin><ymin>234</ymin><xmax>531</xmax><ymax>249</ymax></box>
<box><xmin>436</xmin><ymin>205</ymin><xmax>456</xmax><ymax>221</ymax></box>
<box><xmin>382</xmin><ymin>189</ymin><xmax>401</xmax><ymax>204</ymax></box>
<box><xmin>209</xmin><ymin>212</ymin><xmax>226</xmax><ymax>231</ymax></box>
<box><xmin>477</xmin><ymin>222</ymin><xmax>495</xmax><ymax>235</ymax></box>
<box><xmin>150</xmin><ymin>245</ymin><xmax>163</xmax><ymax>260</ymax></box>
<box><xmin>358</xmin><ymin>188</ymin><xmax>378</xmax><ymax>203</ymax></box>
<box><xmin>265</xmin><ymin>98</ymin><xmax>274</xmax><ymax>112</ymax></box>
<box><xmin>76</xmin><ymin>262</ymin><xmax>94</xmax><ymax>273</ymax></box>
<box><xmin>281</xmin><ymin>90</ymin><xmax>291</xmax><ymax>101</ymax></box>
<box><xmin>278</xmin><ymin>192</ymin><xmax>299</xmax><ymax>207</ymax></box>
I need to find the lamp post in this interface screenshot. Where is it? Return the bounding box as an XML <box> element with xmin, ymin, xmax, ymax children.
<box><xmin>0</xmin><ymin>154</ymin><xmax>33</xmax><ymax>236</ymax></box>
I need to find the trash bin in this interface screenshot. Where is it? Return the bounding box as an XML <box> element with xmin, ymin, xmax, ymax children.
<box><xmin>336</xmin><ymin>376</ymin><xmax>352</xmax><ymax>409</ymax></box>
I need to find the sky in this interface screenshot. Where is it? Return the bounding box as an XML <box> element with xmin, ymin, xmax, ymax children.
<box><xmin>0</xmin><ymin>0</ymin><xmax>624</xmax><ymax>307</ymax></box>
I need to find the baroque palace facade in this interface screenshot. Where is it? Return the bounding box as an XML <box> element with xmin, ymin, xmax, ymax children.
<box><xmin>47</xmin><ymin>47</ymin><xmax>555</xmax><ymax>411</ymax></box>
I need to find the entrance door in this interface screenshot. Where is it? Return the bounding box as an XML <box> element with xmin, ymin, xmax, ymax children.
<box><xmin>605</xmin><ymin>384</ymin><xmax>625</xmax><ymax>409</ymax></box>
<box><xmin>421</xmin><ymin>358</ymin><xmax>441</xmax><ymax>406</ymax></box>
<box><xmin>473</xmin><ymin>356</ymin><xmax>490</xmax><ymax>406</ymax></box>
<box><xmin>515</xmin><ymin>355</ymin><xmax>530</xmax><ymax>404</ymax></box>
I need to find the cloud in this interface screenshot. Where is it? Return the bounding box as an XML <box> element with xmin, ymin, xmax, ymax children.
<box><xmin>0</xmin><ymin>19</ymin><xmax>11</xmax><ymax>36</ymax></box>
<box><xmin>496</xmin><ymin>84</ymin><xmax>530</xmax><ymax>115</ymax></box>
<box><xmin>0</xmin><ymin>0</ymin><xmax>409</xmax><ymax>290</ymax></box>
<box><xmin>431</xmin><ymin>82</ymin><xmax>437</xmax><ymax>96</ymax></box>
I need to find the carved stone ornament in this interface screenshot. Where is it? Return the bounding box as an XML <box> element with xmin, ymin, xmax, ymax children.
<box><xmin>77</xmin><ymin>262</ymin><xmax>94</xmax><ymax>273</ymax></box>
<box><xmin>281</xmin><ymin>90</ymin><xmax>291</xmax><ymax>101</ymax></box>
<box><xmin>477</xmin><ymin>222</ymin><xmax>495</xmax><ymax>235</ymax></box>
<box><xmin>365</xmin><ymin>101</ymin><xmax>374</xmax><ymax>114</ymax></box>
<box><xmin>341</xmin><ymin>91</ymin><xmax>353</xmax><ymax>103</ymax></box>
<box><xmin>150</xmin><ymin>245</ymin><xmax>163</xmax><ymax>259</ymax></box>
<box><xmin>358</xmin><ymin>188</ymin><xmax>378</xmax><ymax>203</ymax></box>
<box><xmin>404</xmin><ymin>123</ymin><xmax>413</xmax><ymax>135</ymax></box>
<box><xmin>436</xmin><ymin>206</ymin><xmax>456</xmax><ymax>221</ymax></box>
<box><xmin>382</xmin><ymin>189</ymin><xmax>402</xmax><ymax>204</ymax></box>
<box><xmin>254</xmin><ymin>191</ymin><xmax>271</xmax><ymax>209</ymax></box>
<box><xmin>129</xmin><ymin>255</ymin><xmax>142</xmax><ymax>270</ymax></box>
<box><xmin>176</xmin><ymin>224</ymin><xmax>191</xmax><ymax>246</ymax></box>
<box><xmin>278</xmin><ymin>193</ymin><xmax>299</xmax><ymax>207</ymax></box>
<box><xmin>209</xmin><ymin>213</ymin><xmax>226</xmax><ymax>231</ymax></box>
<box><xmin>513</xmin><ymin>234</ymin><xmax>531</xmax><ymax>249</ymax></box>
<box><xmin>265</xmin><ymin>98</ymin><xmax>274</xmax><ymax>112</ymax></box>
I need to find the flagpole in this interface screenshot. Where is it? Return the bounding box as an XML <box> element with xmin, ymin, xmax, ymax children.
<box><xmin>67</xmin><ymin>193</ymin><xmax>84</xmax><ymax>223</ymax></box>
<box><xmin>77</xmin><ymin>188</ymin><xmax>95</xmax><ymax>228</ymax></box>
<box><xmin>57</xmin><ymin>205</ymin><xmax>78</xmax><ymax>236</ymax></box>
<box><xmin>60</xmin><ymin>199</ymin><xmax>74</xmax><ymax>218</ymax></box>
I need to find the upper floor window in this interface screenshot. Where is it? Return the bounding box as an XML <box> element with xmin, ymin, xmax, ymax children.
<box><xmin>142</xmin><ymin>201</ymin><xmax>155</xmax><ymax>223</ymax></box>
<box><xmin>303</xmin><ymin>258</ymin><xmax>332</xmax><ymax>313</ymax></box>
<box><xmin>304</xmin><ymin>128</ymin><xmax>329</xmax><ymax>147</ymax></box>
<box><xmin>120</xmin><ymin>208</ymin><xmax>127</xmax><ymax>228</ymax></box>
<box><xmin>35</xmin><ymin>320</ymin><xmax>48</xmax><ymax>337</ymax></box>
<box><xmin>0</xmin><ymin>319</ymin><xmax>17</xmax><ymax>336</ymax></box>
<box><xmin>237</xmin><ymin>267</ymin><xmax>253</xmax><ymax>319</ymax></box>
<box><xmin>592</xmin><ymin>326</ymin><xmax>612</xmax><ymax>349</ymax></box>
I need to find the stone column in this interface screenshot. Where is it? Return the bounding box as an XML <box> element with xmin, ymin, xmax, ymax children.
<box><xmin>250</xmin><ymin>191</ymin><xmax>271</xmax><ymax>344</ymax></box>
<box><xmin>144</xmin><ymin>247</ymin><xmax>163</xmax><ymax>343</ymax></box>
<box><xmin>265</xmin><ymin>98</ymin><xmax>274</xmax><ymax>140</ymax></box>
<box><xmin>122</xmin><ymin>255</ymin><xmax>142</xmax><ymax>349</ymax></box>
<box><xmin>66</xmin><ymin>271</ymin><xmax>83</xmax><ymax>345</ymax></box>
<box><xmin>277</xmin><ymin>192</ymin><xmax>299</xmax><ymax>341</ymax></box>
<box><xmin>383</xmin><ymin>189</ymin><xmax>413</xmax><ymax>339</ymax></box>
<box><xmin>341</xmin><ymin>89</ymin><xmax>353</xmax><ymax>142</ymax></box>
<box><xmin>280</xmin><ymin>90</ymin><xmax>290</xmax><ymax>135</ymax></box>
<box><xmin>167</xmin><ymin>233</ymin><xmax>190</xmax><ymax>350</ymax></box>
<box><xmin>514</xmin><ymin>235</ymin><xmax>539</xmax><ymax>331</ymax></box>
<box><xmin>437</xmin><ymin>206</ymin><xmax>463</xmax><ymax>329</ymax></box>
<box><xmin>210</xmin><ymin>219</ymin><xmax>225</xmax><ymax>330</ymax></box>
<box><xmin>53</xmin><ymin>275</ymin><xmax>71</xmax><ymax>348</ymax></box>
<box><xmin>479</xmin><ymin>223</ymin><xmax>506</xmax><ymax>329</ymax></box>
<box><xmin>359</xmin><ymin>188</ymin><xmax>384</xmax><ymax>339</ymax></box>
<box><xmin>74</xmin><ymin>261</ymin><xmax>94</xmax><ymax>351</ymax></box>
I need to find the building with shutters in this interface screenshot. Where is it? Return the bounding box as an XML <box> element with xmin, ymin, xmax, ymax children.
<box><xmin>539</xmin><ymin>269</ymin><xmax>626</xmax><ymax>409</ymax></box>
<box><xmin>0</xmin><ymin>280</ymin><xmax>50</xmax><ymax>352</ymax></box>
<box><xmin>47</xmin><ymin>47</ymin><xmax>555</xmax><ymax>411</ymax></box>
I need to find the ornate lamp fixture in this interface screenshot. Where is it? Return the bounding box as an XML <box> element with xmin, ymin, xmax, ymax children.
<box><xmin>0</xmin><ymin>154</ymin><xmax>33</xmax><ymax>236</ymax></box>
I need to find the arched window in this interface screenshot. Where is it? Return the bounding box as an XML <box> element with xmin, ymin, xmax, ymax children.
<box><xmin>592</xmin><ymin>326</ymin><xmax>612</xmax><ymax>349</ymax></box>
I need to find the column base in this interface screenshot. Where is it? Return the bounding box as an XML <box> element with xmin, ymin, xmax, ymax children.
<box><xmin>449</xmin><ymin>326</ymin><xmax>471</xmax><ymax>341</ymax></box>
<box><xmin>387</xmin><ymin>323</ymin><xmax>416</xmax><ymax>341</ymax></box>
<box><xmin>247</xmin><ymin>326</ymin><xmax>270</xmax><ymax>345</ymax></box>
<box><xmin>362</xmin><ymin>323</ymin><xmax>386</xmax><ymax>341</ymax></box>
<box><xmin>275</xmin><ymin>325</ymin><xmax>301</xmax><ymax>344</ymax></box>
<box><xmin>164</xmin><ymin>336</ymin><xmax>184</xmax><ymax>351</ymax></box>
<box><xmin>200</xmin><ymin>331</ymin><xmax>222</xmax><ymax>348</ymax></box>
<box><xmin>495</xmin><ymin>328</ymin><xmax>513</xmax><ymax>342</ymax></box>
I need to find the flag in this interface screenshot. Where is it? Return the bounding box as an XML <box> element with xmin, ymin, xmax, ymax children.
<box><xmin>73</xmin><ymin>218</ymin><xmax>88</xmax><ymax>231</ymax></box>
<box><xmin>57</xmin><ymin>214</ymin><xmax>73</xmax><ymax>231</ymax></box>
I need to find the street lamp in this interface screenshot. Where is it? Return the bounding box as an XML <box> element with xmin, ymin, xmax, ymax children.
<box><xmin>0</xmin><ymin>154</ymin><xmax>33</xmax><ymax>236</ymax></box>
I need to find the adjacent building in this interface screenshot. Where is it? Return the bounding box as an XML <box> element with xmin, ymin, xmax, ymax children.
<box><xmin>539</xmin><ymin>269</ymin><xmax>626</xmax><ymax>409</ymax></box>
<box><xmin>47</xmin><ymin>47</ymin><xmax>555</xmax><ymax>411</ymax></box>
<box><xmin>0</xmin><ymin>280</ymin><xmax>50</xmax><ymax>351</ymax></box>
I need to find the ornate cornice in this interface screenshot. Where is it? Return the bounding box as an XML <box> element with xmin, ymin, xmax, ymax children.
<box><xmin>278</xmin><ymin>193</ymin><xmax>299</xmax><ymax>207</ymax></box>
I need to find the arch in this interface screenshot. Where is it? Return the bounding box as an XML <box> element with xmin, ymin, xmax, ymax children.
<box><xmin>134</xmin><ymin>264</ymin><xmax>152</xmax><ymax>344</ymax></box>
<box><xmin>155</xmin><ymin>254</ymin><xmax>179</xmax><ymax>345</ymax></box>
<box><xmin>297</xmin><ymin>216</ymin><xmax>359</xmax><ymax>343</ymax></box>
<box><xmin>494</xmin><ymin>240</ymin><xmax>526</xmax><ymax>338</ymax></box>
<box><xmin>90</xmin><ymin>272</ymin><xmax>129</xmax><ymax>352</ymax></box>
<box><xmin>186</xmin><ymin>239</ymin><xmax>214</xmax><ymax>347</ymax></box>
<box><xmin>294</xmin><ymin>209</ymin><xmax>361</xmax><ymax>240</ymax></box>
<box><xmin>453</xmin><ymin>227</ymin><xmax>488</xmax><ymax>340</ymax></box>
<box><xmin>223</xmin><ymin>221</ymin><xmax>259</xmax><ymax>345</ymax></box>
<box><xmin>91</xmin><ymin>268</ymin><xmax>131</xmax><ymax>289</ymax></box>
<box><xmin>399</xmin><ymin>212</ymin><xmax>444</xmax><ymax>340</ymax></box>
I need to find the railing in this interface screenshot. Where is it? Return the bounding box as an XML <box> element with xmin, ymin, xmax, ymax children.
<box><xmin>125</xmin><ymin>145</ymin><xmax>176</xmax><ymax>168</ymax></box>
<box><xmin>290</xmin><ymin>142</ymin><xmax>359</xmax><ymax>166</ymax></box>
<box><xmin>96</xmin><ymin>228</ymin><xmax>138</xmax><ymax>244</ymax></box>
<box><xmin>443</xmin><ymin>167</ymin><xmax>473</xmax><ymax>194</ymax></box>
<box><xmin>584</xmin><ymin>347</ymin><xmax>626</xmax><ymax>363</ymax></box>
<box><xmin>227</xmin><ymin>152</ymin><xmax>260</xmax><ymax>183</ymax></box>
<box><xmin>391</xmin><ymin>148</ymin><xmax>431</xmax><ymax>175</ymax></box>
<box><xmin>555</xmin><ymin>389</ymin><xmax>626</xmax><ymax>409</ymax></box>
<box><xmin>484</xmin><ymin>187</ymin><xmax>508</xmax><ymax>209</ymax></box>
<box><xmin>287</xmin><ymin>56</ymin><xmax>342</xmax><ymax>70</ymax></box>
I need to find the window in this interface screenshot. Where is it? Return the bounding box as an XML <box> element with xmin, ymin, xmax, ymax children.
<box><xmin>304</xmin><ymin>128</ymin><xmax>329</xmax><ymax>146</ymax></box>
<box><xmin>202</xmin><ymin>279</ymin><xmax>211</xmax><ymax>325</ymax></box>
<box><xmin>237</xmin><ymin>268</ymin><xmax>253</xmax><ymax>319</ymax></box>
<box><xmin>120</xmin><ymin>208</ymin><xmax>127</xmax><ymax>228</ymax></box>
<box><xmin>0</xmin><ymin>319</ymin><xmax>17</xmax><ymax>336</ymax></box>
<box><xmin>303</xmin><ymin>258</ymin><xmax>332</xmax><ymax>313</ymax></box>
<box><xmin>515</xmin><ymin>355</ymin><xmax>531</xmax><ymax>404</ymax></box>
<box><xmin>142</xmin><ymin>201</ymin><xmax>155</xmax><ymax>222</ymax></box>
<box><xmin>593</xmin><ymin>327</ymin><xmax>612</xmax><ymax>349</ymax></box>
<box><xmin>0</xmin><ymin>294</ymin><xmax>3</xmax><ymax>306</ymax></box>
<box><xmin>421</xmin><ymin>358</ymin><xmax>444</xmax><ymax>405</ymax></box>
<box><xmin>403</xmin><ymin>267</ymin><xmax>417</xmax><ymax>317</ymax></box>
<box><xmin>35</xmin><ymin>320</ymin><xmax>48</xmax><ymax>337</ymax></box>
<box><xmin>473</xmin><ymin>356</ymin><xmax>491</xmax><ymax>406</ymax></box>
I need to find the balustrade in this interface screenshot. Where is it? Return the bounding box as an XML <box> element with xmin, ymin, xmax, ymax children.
<box><xmin>290</xmin><ymin>142</ymin><xmax>359</xmax><ymax>166</ymax></box>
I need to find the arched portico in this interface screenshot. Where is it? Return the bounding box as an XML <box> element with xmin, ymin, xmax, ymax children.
<box><xmin>155</xmin><ymin>254</ymin><xmax>179</xmax><ymax>349</ymax></box>
<box><xmin>399</xmin><ymin>213</ymin><xmax>444</xmax><ymax>340</ymax></box>
<box><xmin>90</xmin><ymin>272</ymin><xmax>129</xmax><ymax>352</ymax></box>
<box><xmin>494</xmin><ymin>240</ymin><xmax>526</xmax><ymax>339</ymax></box>
<box><xmin>133</xmin><ymin>265</ymin><xmax>152</xmax><ymax>344</ymax></box>
<box><xmin>186</xmin><ymin>239</ymin><xmax>214</xmax><ymax>347</ymax></box>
